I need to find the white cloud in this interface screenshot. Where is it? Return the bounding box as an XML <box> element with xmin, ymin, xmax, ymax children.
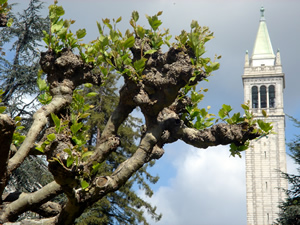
<box><xmin>140</xmin><ymin>145</ymin><xmax>299</xmax><ymax>225</ymax></box>
<box><xmin>141</xmin><ymin>145</ymin><xmax>248</xmax><ymax>225</ymax></box>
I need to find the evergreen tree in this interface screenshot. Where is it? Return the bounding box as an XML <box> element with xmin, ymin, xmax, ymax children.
<box><xmin>0</xmin><ymin>2</ymin><xmax>54</xmax><ymax>221</ymax></box>
<box><xmin>276</xmin><ymin>116</ymin><xmax>300</xmax><ymax>225</ymax></box>
<box><xmin>1</xmin><ymin>0</ymin><xmax>52</xmax><ymax>192</ymax></box>
<box><xmin>0</xmin><ymin>0</ymin><xmax>49</xmax><ymax>118</ymax></box>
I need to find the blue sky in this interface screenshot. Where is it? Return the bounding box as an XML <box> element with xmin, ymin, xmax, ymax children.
<box><xmin>10</xmin><ymin>0</ymin><xmax>300</xmax><ymax>224</ymax></box>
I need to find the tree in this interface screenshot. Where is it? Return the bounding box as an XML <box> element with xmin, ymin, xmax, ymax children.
<box><xmin>276</xmin><ymin>116</ymin><xmax>300</xmax><ymax>225</ymax></box>
<box><xmin>1</xmin><ymin>2</ymin><xmax>161</xmax><ymax>224</ymax></box>
<box><xmin>0</xmin><ymin>2</ymin><xmax>272</xmax><ymax>225</ymax></box>
<box><xmin>0</xmin><ymin>0</ymin><xmax>49</xmax><ymax>118</ymax></box>
<box><xmin>0</xmin><ymin>1</ymin><xmax>56</xmax><ymax>221</ymax></box>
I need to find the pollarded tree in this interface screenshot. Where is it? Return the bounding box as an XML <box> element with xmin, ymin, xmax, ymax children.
<box><xmin>0</xmin><ymin>2</ymin><xmax>273</xmax><ymax>225</ymax></box>
<box><xmin>1</xmin><ymin>2</ymin><xmax>160</xmax><ymax>223</ymax></box>
<box><xmin>75</xmin><ymin>74</ymin><xmax>161</xmax><ymax>224</ymax></box>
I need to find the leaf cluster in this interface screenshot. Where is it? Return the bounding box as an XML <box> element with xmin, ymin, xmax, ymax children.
<box><xmin>0</xmin><ymin>0</ymin><xmax>13</xmax><ymax>27</ymax></box>
<box><xmin>182</xmin><ymin>99</ymin><xmax>273</xmax><ymax>157</ymax></box>
<box><xmin>43</xmin><ymin>1</ymin><xmax>86</xmax><ymax>53</ymax></box>
<box><xmin>43</xmin><ymin>2</ymin><xmax>220</xmax><ymax>85</ymax></box>
<box><xmin>37</xmin><ymin>70</ymin><xmax>52</xmax><ymax>105</ymax></box>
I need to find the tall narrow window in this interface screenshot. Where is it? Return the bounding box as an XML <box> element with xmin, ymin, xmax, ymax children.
<box><xmin>269</xmin><ymin>85</ymin><xmax>275</xmax><ymax>108</ymax></box>
<box><xmin>252</xmin><ymin>86</ymin><xmax>258</xmax><ymax>108</ymax></box>
<box><xmin>260</xmin><ymin>86</ymin><xmax>267</xmax><ymax>108</ymax></box>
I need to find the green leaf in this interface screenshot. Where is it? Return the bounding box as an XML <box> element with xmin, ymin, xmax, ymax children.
<box><xmin>51</xmin><ymin>113</ymin><xmax>61</xmax><ymax>132</ymax></box>
<box><xmin>15</xmin><ymin>126</ymin><xmax>24</xmax><ymax>131</ymax></box>
<box><xmin>71</xmin><ymin>122</ymin><xmax>83</xmax><ymax>135</ymax></box>
<box><xmin>80</xmin><ymin>113</ymin><xmax>90</xmax><ymax>119</ymax></box>
<box><xmin>191</xmin><ymin>91</ymin><xmax>204</xmax><ymax>104</ymax></box>
<box><xmin>190</xmin><ymin>109</ymin><xmax>200</xmax><ymax>119</ymax></box>
<box><xmin>123</xmin><ymin>36</ymin><xmax>135</xmax><ymax>49</ymax></box>
<box><xmin>38</xmin><ymin>92</ymin><xmax>52</xmax><ymax>105</ymax></box>
<box><xmin>222</xmin><ymin>104</ymin><xmax>232</xmax><ymax>113</ymax></box>
<box><xmin>86</xmin><ymin>92</ymin><xmax>98</xmax><ymax>97</ymax></box>
<box><xmin>58</xmin><ymin>27</ymin><xmax>68</xmax><ymax>39</ymax></box>
<box><xmin>47</xmin><ymin>133</ymin><xmax>56</xmax><ymax>142</ymax></box>
<box><xmin>132</xmin><ymin>11</ymin><xmax>139</xmax><ymax>22</ymax></box>
<box><xmin>241</xmin><ymin>104</ymin><xmax>249</xmax><ymax>110</ymax></box>
<box><xmin>0</xmin><ymin>106</ymin><xmax>6</xmax><ymax>113</ymax></box>
<box><xmin>81</xmin><ymin>179</ymin><xmax>89</xmax><ymax>189</ymax></box>
<box><xmin>151</xmin><ymin>19</ymin><xmax>162</xmax><ymax>31</ymax></box>
<box><xmin>66</xmin><ymin>157</ymin><xmax>74</xmax><ymax>167</ymax></box>
<box><xmin>218</xmin><ymin>108</ymin><xmax>226</xmax><ymax>119</ymax></box>
<box><xmin>200</xmin><ymin>108</ymin><xmax>208</xmax><ymax>117</ymax></box>
<box><xmin>116</xmin><ymin>16</ymin><xmax>122</xmax><ymax>23</ymax></box>
<box><xmin>0</xmin><ymin>0</ymin><xmax>8</xmax><ymax>5</ymax></box>
<box><xmin>190</xmin><ymin>20</ymin><xmax>199</xmax><ymax>29</ymax></box>
<box><xmin>37</xmin><ymin>77</ymin><xmax>48</xmax><ymax>91</ymax></box>
<box><xmin>144</xmin><ymin>49</ymin><xmax>157</xmax><ymax>55</ymax></box>
<box><xmin>96</xmin><ymin>21</ymin><xmax>103</xmax><ymax>34</ymax></box>
<box><xmin>92</xmin><ymin>162</ymin><xmax>101</xmax><ymax>174</ymax></box>
<box><xmin>35</xmin><ymin>145</ymin><xmax>44</xmax><ymax>153</ymax></box>
<box><xmin>133</xmin><ymin>58</ymin><xmax>146</xmax><ymax>73</ymax></box>
<box><xmin>257</xmin><ymin>120</ymin><xmax>273</xmax><ymax>133</ymax></box>
<box><xmin>210</xmin><ymin>62</ymin><xmax>220</xmax><ymax>71</ymax></box>
<box><xmin>136</xmin><ymin>26</ymin><xmax>145</xmax><ymax>39</ymax></box>
<box><xmin>81</xmin><ymin>151</ymin><xmax>94</xmax><ymax>161</ymax></box>
<box><xmin>157</xmin><ymin>11</ymin><xmax>163</xmax><ymax>16</ymax></box>
<box><xmin>185</xmin><ymin>105</ymin><xmax>193</xmax><ymax>114</ymax></box>
<box><xmin>7</xmin><ymin>18</ymin><xmax>13</xmax><ymax>27</ymax></box>
<box><xmin>51</xmin><ymin>19</ymin><xmax>64</xmax><ymax>33</ymax></box>
<box><xmin>14</xmin><ymin>116</ymin><xmax>21</xmax><ymax>122</ymax></box>
<box><xmin>83</xmin><ymin>83</ymin><xmax>93</xmax><ymax>88</ymax></box>
<box><xmin>72</xmin><ymin>136</ymin><xmax>84</xmax><ymax>146</ymax></box>
<box><xmin>76</xmin><ymin>28</ymin><xmax>86</xmax><ymax>39</ymax></box>
<box><xmin>262</xmin><ymin>109</ymin><xmax>267</xmax><ymax>118</ymax></box>
<box><xmin>49</xmin><ymin>5</ymin><xmax>65</xmax><ymax>22</ymax></box>
<box><xmin>63</xmin><ymin>148</ymin><xmax>72</xmax><ymax>156</ymax></box>
<box><xmin>146</xmin><ymin>14</ymin><xmax>162</xmax><ymax>31</ymax></box>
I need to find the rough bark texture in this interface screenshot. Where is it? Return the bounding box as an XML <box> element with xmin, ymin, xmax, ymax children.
<box><xmin>0</xmin><ymin>182</ymin><xmax>62</xmax><ymax>222</ymax></box>
<box><xmin>0</xmin><ymin>115</ymin><xmax>16</xmax><ymax>201</ymax></box>
<box><xmin>0</xmin><ymin>43</ymin><xmax>260</xmax><ymax>225</ymax></box>
<box><xmin>0</xmin><ymin>13</ymin><xmax>7</xmax><ymax>27</ymax></box>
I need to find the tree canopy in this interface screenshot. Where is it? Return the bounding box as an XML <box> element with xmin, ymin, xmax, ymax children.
<box><xmin>0</xmin><ymin>1</ymin><xmax>272</xmax><ymax>225</ymax></box>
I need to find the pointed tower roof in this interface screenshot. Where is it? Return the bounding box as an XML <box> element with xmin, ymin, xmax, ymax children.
<box><xmin>251</xmin><ymin>7</ymin><xmax>275</xmax><ymax>65</ymax></box>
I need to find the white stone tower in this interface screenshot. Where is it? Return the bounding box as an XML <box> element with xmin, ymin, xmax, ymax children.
<box><xmin>242</xmin><ymin>7</ymin><xmax>287</xmax><ymax>225</ymax></box>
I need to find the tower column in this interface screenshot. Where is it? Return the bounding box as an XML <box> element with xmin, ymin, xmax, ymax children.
<box><xmin>242</xmin><ymin>7</ymin><xmax>287</xmax><ymax>225</ymax></box>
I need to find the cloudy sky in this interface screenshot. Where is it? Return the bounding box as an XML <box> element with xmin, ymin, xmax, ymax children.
<box><xmin>11</xmin><ymin>0</ymin><xmax>300</xmax><ymax>224</ymax></box>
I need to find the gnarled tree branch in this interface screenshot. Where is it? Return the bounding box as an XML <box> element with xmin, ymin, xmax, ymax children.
<box><xmin>176</xmin><ymin>122</ymin><xmax>259</xmax><ymax>148</ymax></box>
<box><xmin>0</xmin><ymin>181</ymin><xmax>62</xmax><ymax>223</ymax></box>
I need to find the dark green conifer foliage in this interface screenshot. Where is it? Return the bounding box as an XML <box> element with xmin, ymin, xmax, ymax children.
<box><xmin>276</xmin><ymin>116</ymin><xmax>300</xmax><ymax>225</ymax></box>
<box><xmin>0</xmin><ymin>0</ymin><xmax>49</xmax><ymax>118</ymax></box>
<box><xmin>76</xmin><ymin>74</ymin><xmax>161</xmax><ymax>224</ymax></box>
<box><xmin>2</xmin><ymin>0</ymin><xmax>53</xmax><ymax>199</ymax></box>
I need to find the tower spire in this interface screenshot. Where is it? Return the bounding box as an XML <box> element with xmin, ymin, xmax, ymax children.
<box><xmin>251</xmin><ymin>6</ymin><xmax>275</xmax><ymax>66</ymax></box>
<box><xmin>260</xmin><ymin>6</ymin><xmax>265</xmax><ymax>21</ymax></box>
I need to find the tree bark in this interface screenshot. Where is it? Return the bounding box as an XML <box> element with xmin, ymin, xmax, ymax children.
<box><xmin>0</xmin><ymin>114</ymin><xmax>16</xmax><ymax>200</ymax></box>
<box><xmin>0</xmin><ymin>181</ymin><xmax>62</xmax><ymax>223</ymax></box>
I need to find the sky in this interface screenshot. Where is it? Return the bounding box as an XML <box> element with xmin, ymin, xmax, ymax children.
<box><xmin>10</xmin><ymin>0</ymin><xmax>300</xmax><ymax>224</ymax></box>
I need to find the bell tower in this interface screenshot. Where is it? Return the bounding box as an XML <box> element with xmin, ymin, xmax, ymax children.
<box><xmin>242</xmin><ymin>7</ymin><xmax>287</xmax><ymax>225</ymax></box>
